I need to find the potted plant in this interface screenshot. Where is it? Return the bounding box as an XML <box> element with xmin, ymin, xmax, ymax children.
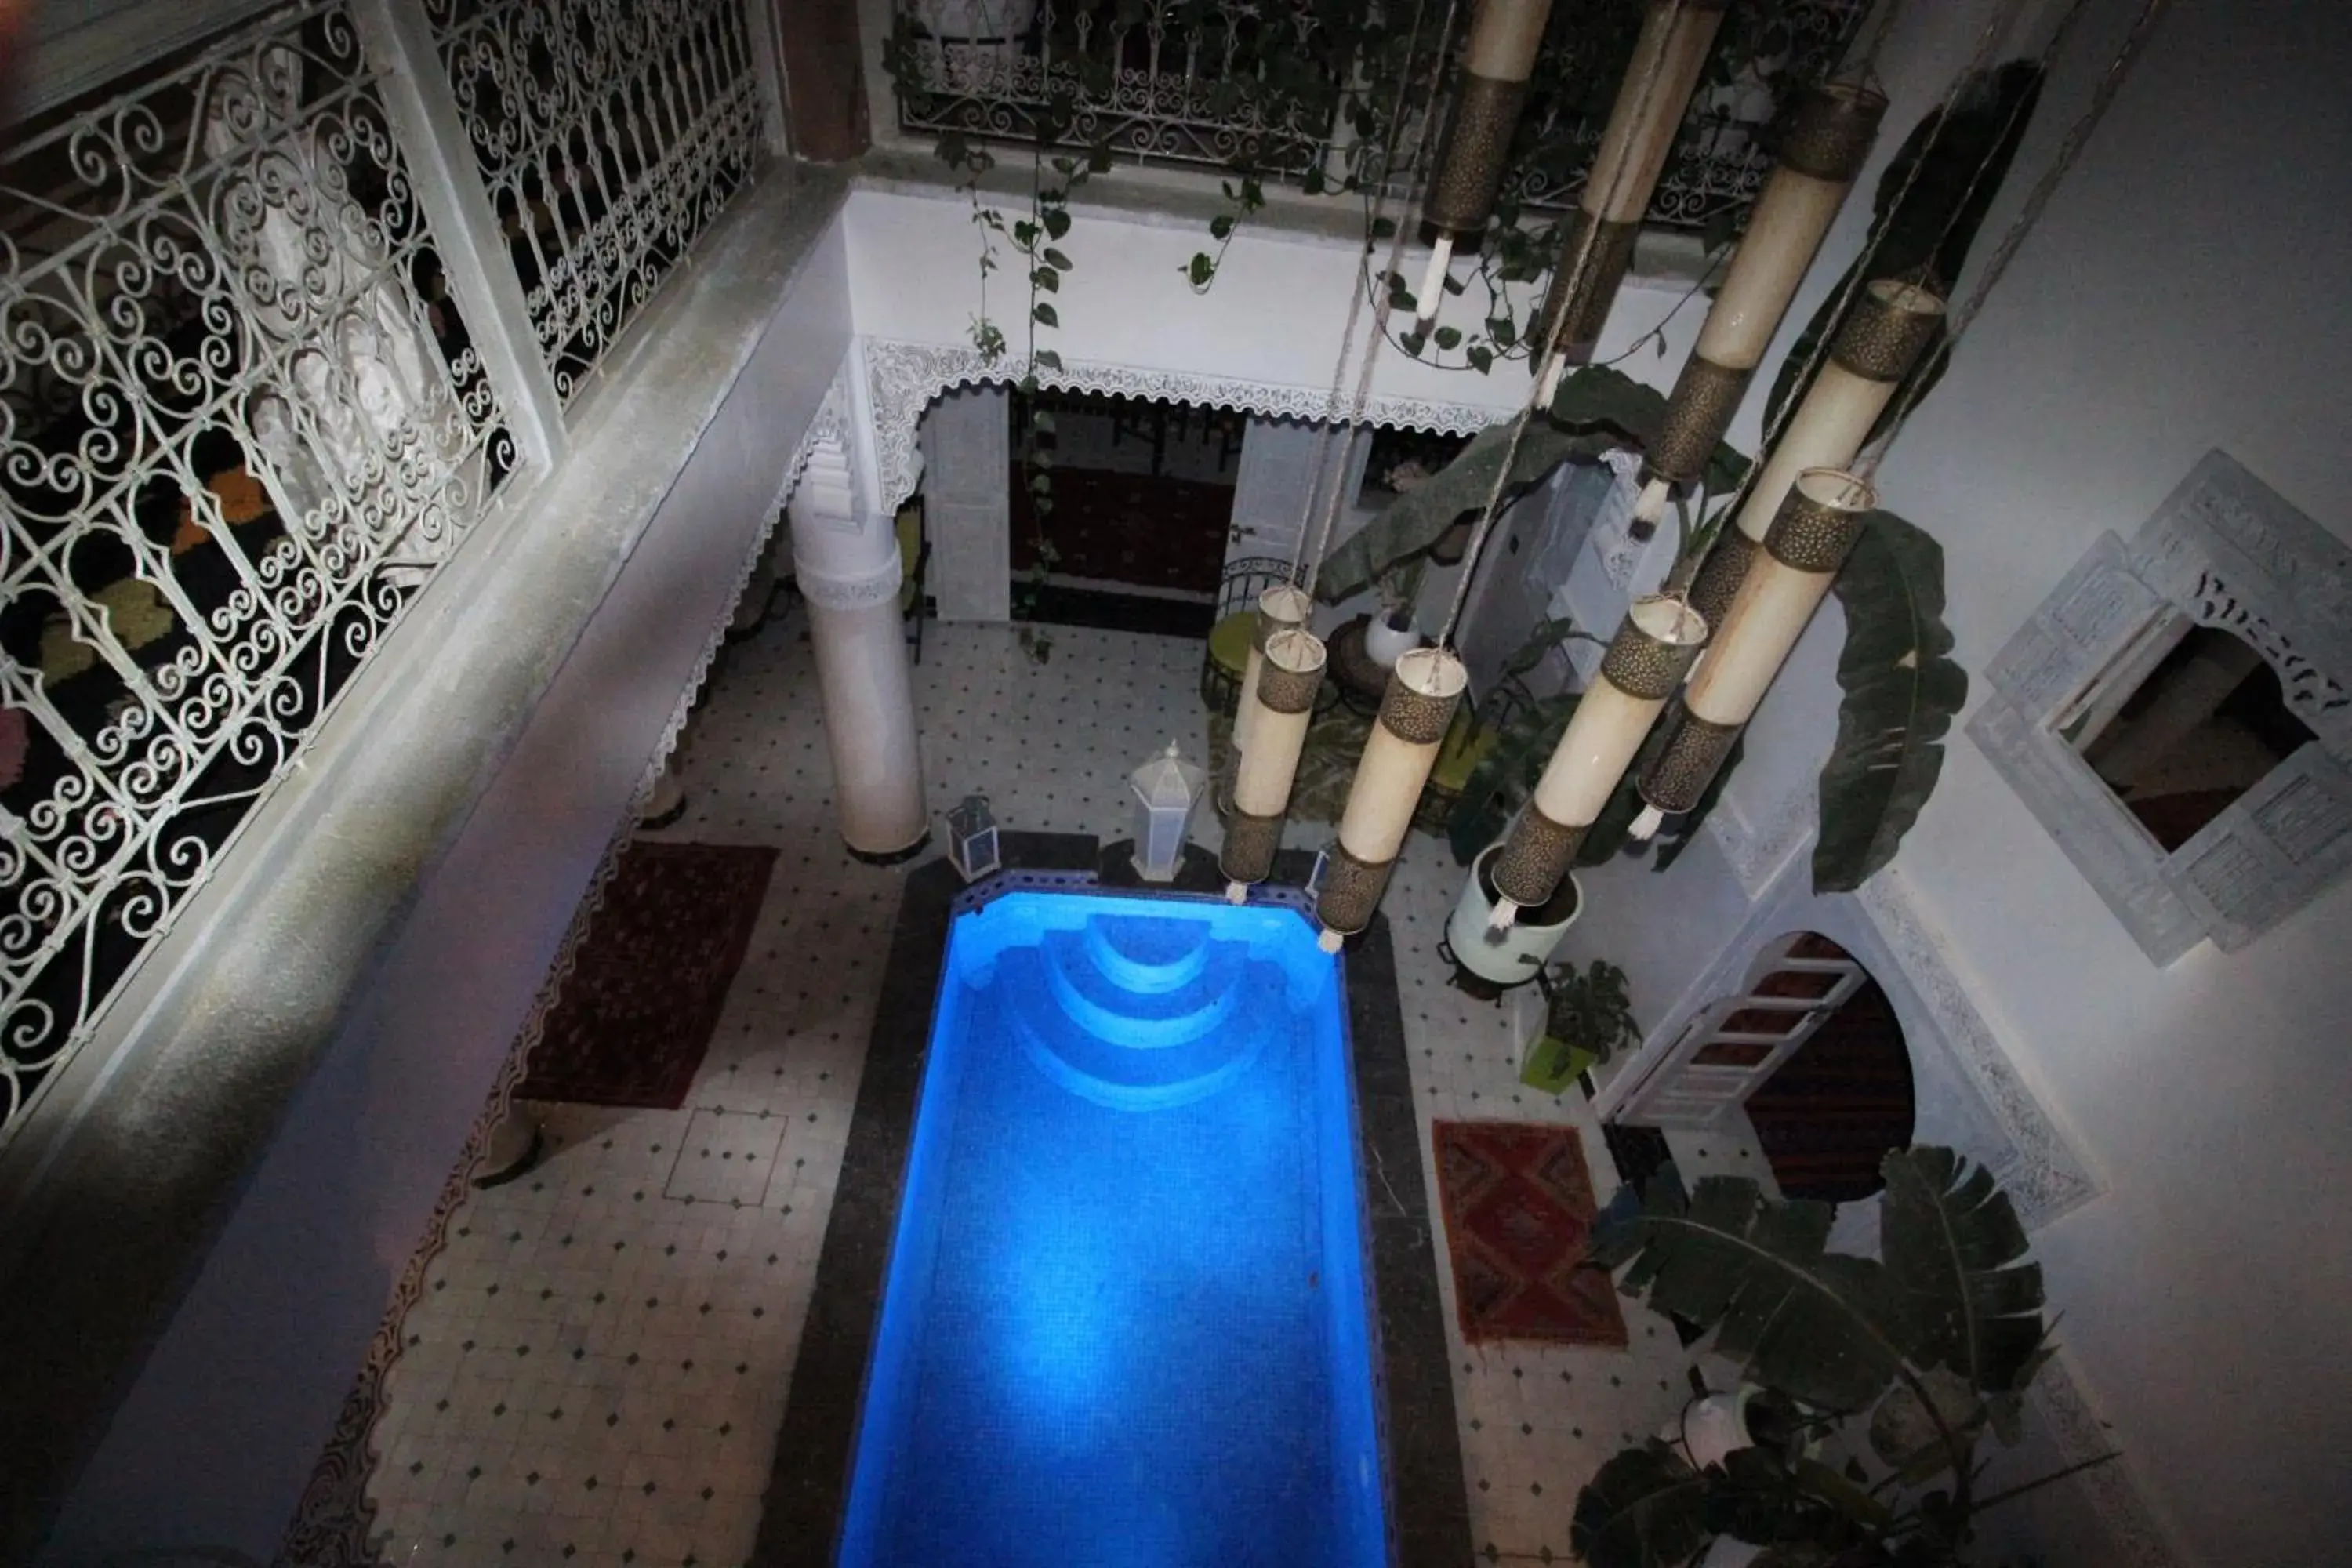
<box><xmin>1363</xmin><ymin>556</ymin><xmax>1427</xmax><ymax>670</ymax></box>
<box><xmin>1446</xmin><ymin>840</ymin><xmax>1584</xmax><ymax>994</ymax></box>
<box><xmin>1570</xmin><ymin>1147</ymin><xmax>2116</xmax><ymax>1568</ymax></box>
<box><xmin>1520</xmin><ymin>958</ymin><xmax>1639</xmax><ymax>1092</ymax></box>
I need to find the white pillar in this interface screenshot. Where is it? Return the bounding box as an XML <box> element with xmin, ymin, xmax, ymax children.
<box><xmin>920</xmin><ymin>384</ymin><xmax>1012</xmax><ymax>622</ymax></box>
<box><xmin>790</xmin><ymin>434</ymin><xmax>928</xmax><ymax>858</ymax></box>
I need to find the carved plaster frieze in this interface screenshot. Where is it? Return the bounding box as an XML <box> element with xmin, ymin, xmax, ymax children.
<box><xmin>860</xmin><ymin>337</ymin><xmax>1511</xmax><ymax>513</ymax></box>
<box><xmin>1853</xmin><ymin>867</ymin><xmax>2103</xmax><ymax>1229</ymax></box>
<box><xmin>2029</xmin><ymin>1349</ymin><xmax>2190</xmax><ymax>1567</ymax></box>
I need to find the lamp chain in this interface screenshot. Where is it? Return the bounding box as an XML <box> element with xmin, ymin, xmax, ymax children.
<box><xmin>1436</xmin><ymin>0</ymin><xmax>1701</xmax><ymax>648</ymax></box>
<box><xmin>1290</xmin><ymin>0</ymin><xmax>1455</xmax><ymax>595</ymax></box>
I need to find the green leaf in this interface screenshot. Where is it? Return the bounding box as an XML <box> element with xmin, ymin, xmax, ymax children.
<box><xmin>1433</xmin><ymin>325</ymin><xmax>1462</xmax><ymax>350</ymax></box>
<box><xmin>1033</xmin><ymin>348</ymin><xmax>1063</xmax><ymax>372</ymax></box>
<box><xmin>1013</xmin><ymin>219</ymin><xmax>1040</xmax><ymax>248</ymax></box>
<box><xmin>1764</xmin><ymin>62</ymin><xmax>2046</xmax><ymax>437</ymax></box>
<box><xmin>1877</xmin><ymin>1146</ymin><xmax>2046</xmax><ymax>1396</ymax></box>
<box><xmin>1042</xmin><ymin>247</ymin><xmax>1073</xmax><ymax>270</ymax></box>
<box><xmin>1210</xmin><ymin>213</ymin><xmax>1235</xmax><ymax>241</ymax></box>
<box><xmin>1591</xmin><ymin>1166</ymin><xmax>1919</xmax><ymax>1412</ymax></box>
<box><xmin>1031</xmin><ymin>409</ymin><xmax>1057</xmax><ymax>434</ymax></box>
<box><xmin>1570</xmin><ymin>1443</ymin><xmax>1719</xmax><ymax>1568</ymax></box>
<box><xmin>1868</xmin><ymin>1366</ymin><xmax>1987</xmax><ymax>1483</ymax></box>
<box><xmin>1301</xmin><ymin>165</ymin><xmax>1327</xmax><ymax>196</ymax></box>
<box><xmin>1314</xmin><ymin>421</ymin><xmax>1618</xmax><ymax>603</ymax></box>
<box><xmin>1031</xmin><ymin>267</ymin><xmax>1059</xmax><ymax>292</ymax></box>
<box><xmin>1032</xmin><ymin>302</ymin><xmax>1059</xmax><ymax>327</ymax></box>
<box><xmin>1043</xmin><ymin>206</ymin><xmax>1072</xmax><ymax>240</ymax></box>
<box><xmin>1812</xmin><ymin>510</ymin><xmax>1969</xmax><ymax>892</ymax></box>
<box><xmin>1184</xmin><ymin>253</ymin><xmax>1217</xmax><ymax>289</ymax></box>
<box><xmin>1487</xmin><ymin>315</ymin><xmax>1518</xmax><ymax>348</ymax></box>
<box><xmin>1466</xmin><ymin>345</ymin><xmax>1494</xmax><ymax>375</ymax></box>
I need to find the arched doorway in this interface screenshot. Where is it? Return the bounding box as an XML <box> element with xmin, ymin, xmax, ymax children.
<box><xmin>1610</xmin><ymin>932</ymin><xmax>1915</xmax><ymax>1201</ymax></box>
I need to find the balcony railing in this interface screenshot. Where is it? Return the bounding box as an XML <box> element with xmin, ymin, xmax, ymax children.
<box><xmin>0</xmin><ymin>0</ymin><xmax>771</xmax><ymax>1143</ymax></box>
<box><xmin>887</xmin><ymin>0</ymin><xmax>1868</xmax><ymax>231</ymax></box>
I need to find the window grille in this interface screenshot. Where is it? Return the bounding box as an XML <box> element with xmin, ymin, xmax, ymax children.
<box><xmin>424</xmin><ymin>0</ymin><xmax>768</xmax><ymax>404</ymax></box>
<box><xmin>0</xmin><ymin>2</ymin><xmax>516</xmax><ymax>1136</ymax></box>
<box><xmin>887</xmin><ymin>0</ymin><xmax>1868</xmax><ymax>232</ymax></box>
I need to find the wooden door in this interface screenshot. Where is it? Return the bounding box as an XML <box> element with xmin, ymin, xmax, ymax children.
<box><xmin>1610</xmin><ymin>933</ymin><xmax>1871</xmax><ymax>1131</ymax></box>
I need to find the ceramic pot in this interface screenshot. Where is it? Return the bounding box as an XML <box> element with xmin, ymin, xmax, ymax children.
<box><xmin>1447</xmin><ymin>844</ymin><xmax>1581</xmax><ymax>988</ymax></box>
<box><xmin>1697</xmin><ymin>1537</ymin><xmax>1764</xmax><ymax>1568</ymax></box>
<box><xmin>1364</xmin><ymin>611</ymin><xmax>1422</xmax><ymax>670</ymax></box>
<box><xmin>1676</xmin><ymin>1388</ymin><xmax>1758</xmax><ymax>1469</ymax></box>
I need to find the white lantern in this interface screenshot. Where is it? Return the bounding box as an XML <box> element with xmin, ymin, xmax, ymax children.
<box><xmin>1129</xmin><ymin>741</ymin><xmax>1207</xmax><ymax>883</ymax></box>
<box><xmin>946</xmin><ymin>793</ymin><xmax>1000</xmax><ymax>883</ymax></box>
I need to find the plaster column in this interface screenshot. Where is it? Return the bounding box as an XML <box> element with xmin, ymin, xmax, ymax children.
<box><xmin>919</xmin><ymin>383</ymin><xmax>1012</xmax><ymax>621</ymax></box>
<box><xmin>791</xmin><ymin>435</ymin><xmax>927</xmax><ymax>858</ymax></box>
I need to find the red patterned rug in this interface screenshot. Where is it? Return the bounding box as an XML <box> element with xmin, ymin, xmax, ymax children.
<box><xmin>516</xmin><ymin>841</ymin><xmax>779</xmax><ymax>1109</ymax></box>
<box><xmin>1433</xmin><ymin>1120</ymin><xmax>1628</xmax><ymax>1348</ymax></box>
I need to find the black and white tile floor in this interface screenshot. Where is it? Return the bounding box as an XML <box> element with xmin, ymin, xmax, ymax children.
<box><xmin>358</xmin><ymin>617</ymin><xmax>1770</xmax><ymax>1566</ymax></box>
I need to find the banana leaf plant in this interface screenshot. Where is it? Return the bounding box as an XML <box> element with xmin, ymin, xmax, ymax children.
<box><xmin>1570</xmin><ymin>1147</ymin><xmax>2112</xmax><ymax>1568</ymax></box>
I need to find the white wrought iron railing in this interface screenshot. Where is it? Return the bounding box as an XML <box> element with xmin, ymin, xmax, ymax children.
<box><xmin>0</xmin><ymin>0</ymin><xmax>773</xmax><ymax>1142</ymax></box>
<box><xmin>887</xmin><ymin>0</ymin><xmax>1868</xmax><ymax>230</ymax></box>
<box><xmin>423</xmin><ymin>0</ymin><xmax>768</xmax><ymax>405</ymax></box>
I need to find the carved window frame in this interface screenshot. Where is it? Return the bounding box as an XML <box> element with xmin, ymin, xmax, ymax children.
<box><xmin>1969</xmin><ymin>451</ymin><xmax>2352</xmax><ymax>964</ymax></box>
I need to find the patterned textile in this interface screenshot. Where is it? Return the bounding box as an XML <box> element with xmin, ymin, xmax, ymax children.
<box><xmin>1433</xmin><ymin>1120</ymin><xmax>1628</xmax><ymax>1348</ymax></box>
<box><xmin>515</xmin><ymin>841</ymin><xmax>778</xmax><ymax>1109</ymax></box>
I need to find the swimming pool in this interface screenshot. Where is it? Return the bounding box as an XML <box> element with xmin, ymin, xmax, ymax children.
<box><xmin>836</xmin><ymin>890</ymin><xmax>1388</xmax><ymax>1566</ymax></box>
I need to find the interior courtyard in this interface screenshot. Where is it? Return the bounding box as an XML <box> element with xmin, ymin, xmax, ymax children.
<box><xmin>2</xmin><ymin>1</ymin><xmax>2347</xmax><ymax>1566</ymax></box>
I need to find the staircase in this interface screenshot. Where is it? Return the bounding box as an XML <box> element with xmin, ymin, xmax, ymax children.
<box><xmin>996</xmin><ymin>913</ymin><xmax>1281</xmax><ymax>1112</ymax></box>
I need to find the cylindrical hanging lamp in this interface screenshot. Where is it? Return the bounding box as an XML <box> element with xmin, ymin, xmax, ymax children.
<box><xmin>1484</xmin><ymin>594</ymin><xmax>1708</xmax><ymax>930</ymax></box>
<box><xmin>1315</xmin><ymin>647</ymin><xmax>1468</xmax><ymax>950</ymax></box>
<box><xmin>1221</xmin><ymin>627</ymin><xmax>1329</xmax><ymax>899</ymax></box>
<box><xmin>1232</xmin><ymin>582</ymin><xmax>1315</xmax><ymax>766</ymax></box>
<box><xmin>1534</xmin><ymin>0</ymin><xmax>1727</xmax><ymax>385</ymax></box>
<box><xmin>1635</xmin><ymin>467</ymin><xmax>1874</xmax><ymax>833</ymax></box>
<box><xmin>1414</xmin><ymin>0</ymin><xmax>1559</xmax><ymax>333</ymax></box>
<box><xmin>1629</xmin><ymin>82</ymin><xmax>1887</xmax><ymax>536</ymax></box>
<box><xmin>1686</xmin><ymin>279</ymin><xmax>1941</xmax><ymax>630</ymax></box>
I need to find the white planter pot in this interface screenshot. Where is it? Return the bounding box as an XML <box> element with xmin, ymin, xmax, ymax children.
<box><xmin>1698</xmin><ymin>1537</ymin><xmax>1765</xmax><ymax>1568</ymax></box>
<box><xmin>1446</xmin><ymin>844</ymin><xmax>1581</xmax><ymax>987</ymax></box>
<box><xmin>1674</xmin><ymin>1388</ymin><xmax>1758</xmax><ymax>1470</ymax></box>
<box><xmin>1363</xmin><ymin>612</ymin><xmax>1422</xmax><ymax>670</ymax></box>
<box><xmin>913</xmin><ymin>0</ymin><xmax>1037</xmax><ymax>40</ymax></box>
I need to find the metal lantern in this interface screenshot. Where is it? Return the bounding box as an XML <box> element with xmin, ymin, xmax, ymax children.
<box><xmin>946</xmin><ymin>793</ymin><xmax>1000</xmax><ymax>882</ymax></box>
<box><xmin>1130</xmin><ymin>741</ymin><xmax>1207</xmax><ymax>883</ymax></box>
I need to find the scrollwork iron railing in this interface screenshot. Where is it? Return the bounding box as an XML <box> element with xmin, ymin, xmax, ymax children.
<box><xmin>0</xmin><ymin>3</ymin><xmax>519</xmax><ymax>1134</ymax></box>
<box><xmin>424</xmin><ymin>0</ymin><xmax>768</xmax><ymax>404</ymax></box>
<box><xmin>888</xmin><ymin>0</ymin><xmax>1868</xmax><ymax>231</ymax></box>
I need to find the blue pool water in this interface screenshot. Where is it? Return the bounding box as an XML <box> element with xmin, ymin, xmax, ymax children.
<box><xmin>838</xmin><ymin>891</ymin><xmax>1388</xmax><ymax>1566</ymax></box>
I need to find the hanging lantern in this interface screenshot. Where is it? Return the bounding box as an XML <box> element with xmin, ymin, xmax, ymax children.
<box><xmin>1231</xmin><ymin>582</ymin><xmax>1315</xmax><ymax>769</ymax></box>
<box><xmin>1130</xmin><ymin>741</ymin><xmax>1208</xmax><ymax>883</ymax></box>
<box><xmin>1534</xmin><ymin>0</ymin><xmax>1728</xmax><ymax>386</ymax></box>
<box><xmin>1221</xmin><ymin>627</ymin><xmax>1328</xmax><ymax>901</ymax></box>
<box><xmin>1486</xmin><ymin>594</ymin><xmax>1708</xmax><ymax>930</ymax></box>
<box><xmin>946</xmin><ymin>793</ymin><xmax>1000</xmax><ymax>883</ymax></box>
<box><xmin>1315</xmin><ymin>647</ymin><xmax>1468</xmax><ymax>949</ymax></box>
<box><xmin>1414</xmin><ymin>0</ymin><xmax>1559</xmax><ymax>332</ymax></box>
<box><xmin>1629</xmin><ymin>82</ymin><xmax>1888</xmax><ymax>537</ymax></box>
<box><xmin>1686</xmin><ymin>279</ymin><xmax>1942</xmax><ymax>630</ymax></box>
<box><xmin>1636</xmin><ymin>467</ymin><xmax>1875</xmax><ymax>833</ymax></box>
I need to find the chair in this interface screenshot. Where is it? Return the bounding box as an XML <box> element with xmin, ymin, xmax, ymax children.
<box><xmin>896</xmin><ymin>500</ymin><xmax>931</xmax><ymax>664</ymax></box>
<box><xmin>1200</xmin><ymin>555</ymin><xmax>1307</xmax><ymax>713</ymax></box>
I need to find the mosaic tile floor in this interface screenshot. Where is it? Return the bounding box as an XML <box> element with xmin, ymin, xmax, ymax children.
<box><xmin>357</xmin><ymin>615</ymin><xmax>1773</xmax><ymax>1566</ymax></box>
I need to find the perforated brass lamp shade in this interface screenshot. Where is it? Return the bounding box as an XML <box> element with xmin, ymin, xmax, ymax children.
<box><xmin>1425</xmin><ymin>0</ymin><xmax>1557</xmax><ymax>236</ymax></box>
<box><xmin>1641</xmin><ymin>82</ymin><xmax>1886</xmax><ymax>492</ymax></box>
<box><xmin>1641</xmin><ymin>468</ymin><xmax>1875</xmax><ymax>817</ymax></box>
<box><xmin>1685</xmin><ymin>280</ymin><xmax>1942</xmax><ymax>630</ymax></box>
<box><xmin>1490</xmin><ymin>596</ymin><xmax>1707</xmax><ymax>911</ymax></box>
<box><xmin>1535</xmin><ymin>0</ymin><xmax>1727</xmax><ymax>360</ymax></box>
<box><xmin>1316</xmin><ymin>648</ymin><xmax>1468</xmax><ymax>942</ymax></box>
<box><xmin>1220</xmin><ymin>628</ymin><xmax>1327</xmax><ymax>887</ymax></box>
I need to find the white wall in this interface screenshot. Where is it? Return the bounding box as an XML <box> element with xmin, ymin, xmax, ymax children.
<box><xmin>1671</xmin><ymin>1</ymin><xmax>2352</xmax><ymax>1559</ymax></box>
